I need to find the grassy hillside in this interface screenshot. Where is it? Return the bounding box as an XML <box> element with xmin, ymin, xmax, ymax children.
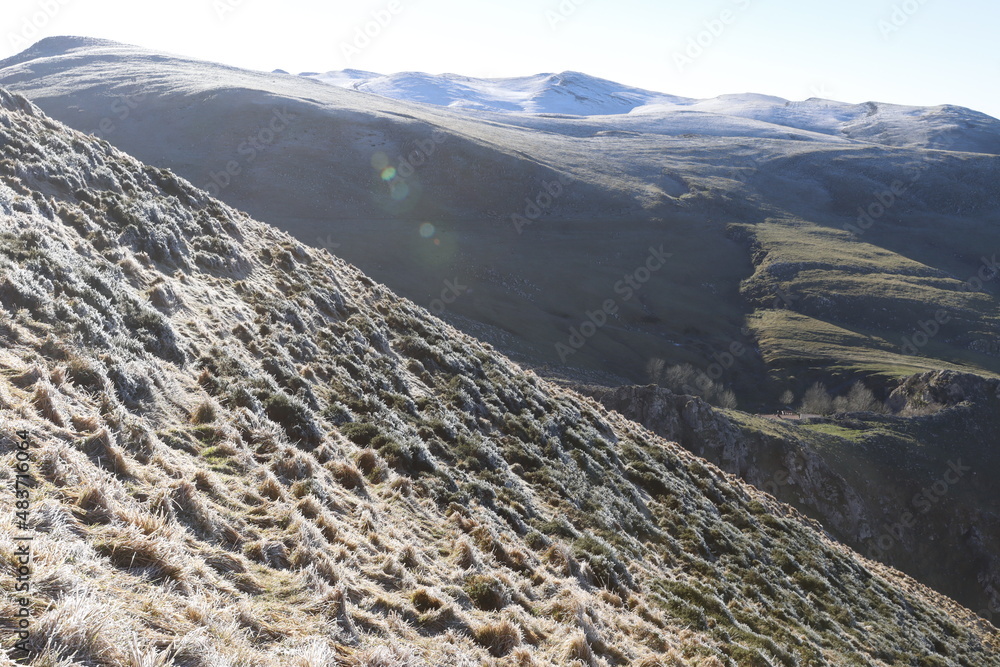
<box><xmin>1</xmin><ymin>89</ymin><xmax>999</xmax><ymax>665</ymax></box>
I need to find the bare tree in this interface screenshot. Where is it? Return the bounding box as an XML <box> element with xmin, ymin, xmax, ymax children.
<box><xmin>779</xmin><ymin>389</ymin><xmax>795</xmax><ymax>408</ymax></box>
<box><xmin>801</xmin><ymin>382</ymin><xmax>833</xmax><ymax>415</ymax></box>
<box><xmin>717</xmin><ymin>389</ymin><xmax>738</xmax><ymax>409</ymax></box>
<box><xmin>845</xmin><ymin>382</ymin><xmax>883</xmax><ymax>413</ymax></box>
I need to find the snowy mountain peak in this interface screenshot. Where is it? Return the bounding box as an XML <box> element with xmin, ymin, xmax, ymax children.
<box><xmin>15</xmin><ymin>35</ymin><xmax>129</xmax><ymax>58</ymax></box>
<box><xmin>301</xmin><ymin>69</ymin><xmax>691</xmax><ymax>116</ymax></box>
<box><xmin>298</xmin><ymin>67</ymin><xmax>1000</xmax><ymax>153</ymax></box>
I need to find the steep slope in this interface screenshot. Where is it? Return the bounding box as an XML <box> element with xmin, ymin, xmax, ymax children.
<box><xmin>2</xmin><ymin>90</ymin><xmax>999</xmax><ymax>666</ymax></box>
<box><xmin>580</xmin><ymin>378</ymin><xmax>1000</xmax><ymax>621</ymax></box>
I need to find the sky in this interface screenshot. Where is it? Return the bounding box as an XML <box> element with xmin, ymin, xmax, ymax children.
<box><xmin>2</xmin><ymin>0</ymin><xmax>999</xmax><ymax>119</ymax></box>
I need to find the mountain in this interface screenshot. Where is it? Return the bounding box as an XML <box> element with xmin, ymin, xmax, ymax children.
<box><xmin>303</xmin><ymin>69</ymin><xmax>1000</xmax><ymax>154</ymax></box>
<box><xmin>303</xmin><ymin>69</ymin><xmax>692</xmax><ymax>116</ymax></box>
<box><xmin>3</xmin><ymin>36</ymin><xmax>1000</xmax><ymax>627</ymax></box>
<box><xmin>3</xmin><ymin>37</ymin><xmax>1000</xmax><ymax>397</ymax></box>
<box><xmin>2</xmin><ymin>83</ymin><xmax>1000</xmax><ymax>666</ymax></box>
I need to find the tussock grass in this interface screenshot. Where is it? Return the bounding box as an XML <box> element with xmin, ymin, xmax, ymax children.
<box><xmin>27</xmin><ymin>592</ymin><xmax>125</xmax><ymax>664</ymax></box>
<box><xmin>473</xmin><ymin>617</ymin><xmax>522</xmax><ymax>657</ymax></box>
<box><xmin>33</xmin><ymin>382</ymin><xmax>65</xmax><ymax>426</ymax></box>
<box><xmin>190</xmin><ymin>399</ymin><xmax>217</xmax><ymax>424</ymax></box>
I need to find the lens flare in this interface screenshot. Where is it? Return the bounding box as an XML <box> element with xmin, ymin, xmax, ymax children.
<box><xmin>371</xmin><ymin>152</ymin><xmax>389</xmax><ymax>171</ymax></box>
<box><xmin>419</xmin><ymin>223</ymin><xmax>436</xmax><ymax>238</ymax></box>
<box><xmin>390</xmin><ymin>181</ymin><xmax>410</xmax><ymax>200</ymax></box>
<box><xmin>381</xmin><ymin>166</ymin><xmax>397</xmax><ymax>181</ymax></box>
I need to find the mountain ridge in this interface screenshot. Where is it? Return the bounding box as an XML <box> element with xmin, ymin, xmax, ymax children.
<box><xmin>301</xmin><ymin>65</ymin><xmax>1000</xmax><ymax>155</ymax></box>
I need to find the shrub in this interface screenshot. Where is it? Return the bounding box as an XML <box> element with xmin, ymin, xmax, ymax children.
<box><xmin>464</xmin><ymin>575</ymin><xmax>509</xmax><ymax>611</ymax></box>
<box><xmin>264</xmin><ymin>391</ymin><xmax>323</xmax><ymax>448</ymax></box>
<box><xmin>340</xmin><ymin>422</ymin><xmax>379</xmax><ymax>446</ymax></box>
<box><xmin>801</xmin><ymin>382</ymin><xmax>833</xmax><ymax>415</ymax></box>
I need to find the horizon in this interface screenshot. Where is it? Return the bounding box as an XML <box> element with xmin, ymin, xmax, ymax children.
<box><xmin>3</xmin><ymin>0</ymin><xmax>1000</xmax><ymax>120</ymax></box>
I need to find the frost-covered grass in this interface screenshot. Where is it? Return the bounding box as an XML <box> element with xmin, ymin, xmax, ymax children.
<box><xmin>0</xmin><ymin>89</ymin><xmax>998</xmax><ymax>665</ymax></box>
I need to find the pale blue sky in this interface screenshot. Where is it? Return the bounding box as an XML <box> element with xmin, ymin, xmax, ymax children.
<box><xmin>3</xmin><ymin>0</ymin><xmax>998</xmax><ymax>118</ymax></box>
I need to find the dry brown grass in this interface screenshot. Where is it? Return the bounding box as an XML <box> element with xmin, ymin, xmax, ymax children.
<box><xmin>354</xmin><ymin>448</ymin><xmax>387</xmax><ymax>482</ymax></box>
<box><xmin>473</xmin><ymin>618</ymin><xmax>522</xmax><ymax>657</ymax></box>
<box><xmin>33</xmin><ymin>381</ymin><xmax>66</xmax><ymax>426</ymax></box>
<box><xmin>92</xmin><ymin>524</ymin><xmax>187</xmax><ymax>582</ymax></box>
<box><xmin>79</xmin><ymin>428</ymin><xmax>132</xmax><ymax>478</ymax></box>
<box><xmin>330</xmin><ymin>460</ymin><xmax>365</xmax><ymax>491</ymax></box>
<box><xmin>26</xmin><ymin>592</ymin><xmax>126</xmax><ymax>664</ymax></box>
<box><xmin>190</xmin><ymin>399</ymin><xmax>218</xmax><ymax>424</ymax></box>
<box><xmin>68</xmin><ymin>483</ymin><xmax>116</xmax><ymax>525</ymax></box>
<box><xmin>562</xmin><ymin>632</ymin><xmax>597</xmax><ymax>666</ymax></box>
<box><xmin>453</xmin><ymin>537</ymin><xmax>480</xmax><ymax>570</ymax></box>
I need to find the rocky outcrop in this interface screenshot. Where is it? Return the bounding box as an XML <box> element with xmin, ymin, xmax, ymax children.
<box><xmin>582</xmin><ymin>384</ymin><xmax>875</xmax><ymax>540</ymax></box>
<box><xmin>886</xmin><ymin>369</ymin><xmax>1000</xmax><ymax>413</ymax></box>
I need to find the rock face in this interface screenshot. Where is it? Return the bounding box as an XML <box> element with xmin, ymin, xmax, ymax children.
<box><xmin>886</xmin><ymin>370</ymin><xmax>1000</xmax><ymax>414</ymax></box>
<box><xmin>2</xmin><ymin>88</ymin><xmax>1000</xmax><ymax>664</ymax></box>
<box><xmin>583</xmin><ymin>381</ymin><xmax>1000</xmax><ymax>622</ymax></box>
<box><xmin>583</xmin><ymin>385</ymin><xmax>876</xmax><ymax>538</ymax></box>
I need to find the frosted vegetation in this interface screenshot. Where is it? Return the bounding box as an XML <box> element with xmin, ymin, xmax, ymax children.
<box><xmin>0</xmin><ymin>89</ymin><xmax>998</xmax><ymax>665</ymax></box>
